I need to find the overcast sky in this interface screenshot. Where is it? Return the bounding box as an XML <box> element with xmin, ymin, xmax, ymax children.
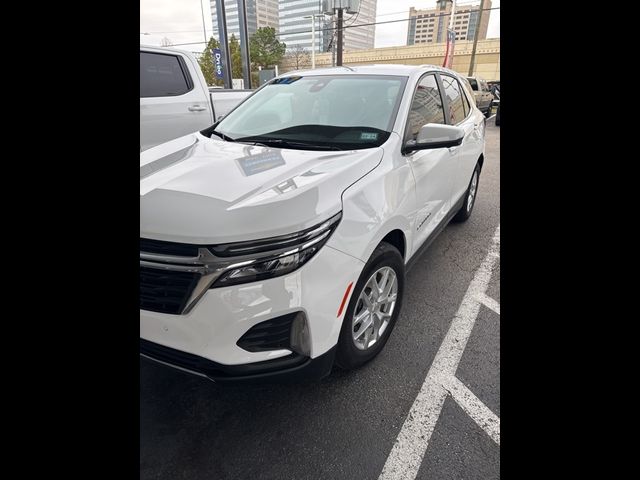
<box><xmin>140</xmin><ymin>0</ymin><xmax>500</xmax><ymax>52</ymax></box>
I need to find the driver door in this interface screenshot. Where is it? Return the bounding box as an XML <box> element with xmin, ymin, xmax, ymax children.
<box><xmin>404</xmin><ymin>73</ymin><xmax>457</xmax><ymax>255</ymax></box>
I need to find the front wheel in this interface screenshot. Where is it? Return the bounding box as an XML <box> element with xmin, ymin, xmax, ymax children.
<box><xmin>452</xmin><ymin>164</ymin><xmax>480</xmax><ymax>223</ymax></box>
<box><xmin>335</xmin><ymin>243</ymin><xmax>405</xmax><ymax>370</ymax></box>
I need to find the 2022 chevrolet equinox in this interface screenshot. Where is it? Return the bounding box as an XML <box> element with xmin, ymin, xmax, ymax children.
<box><xmin>140</xmin><ymin>64</ymin><xmax>486</xmax><ymax>382</ymax></box>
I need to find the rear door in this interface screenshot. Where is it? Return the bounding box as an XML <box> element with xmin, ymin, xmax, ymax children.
<box><xmin>140</xmin><ymin>50</ymin><xmax>212</xmax><ymax>151</ymax></box>
<box><xmin>439</xmin><ymin>73</ymin><xmax>484</xmax><ymax>203</ymax></box>
<box><xmin>404</xmin><ymin>73</ymin><xmax>457</xmax><ymax>255</ymax></box>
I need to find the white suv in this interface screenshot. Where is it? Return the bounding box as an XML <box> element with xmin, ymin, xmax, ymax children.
<box><xmin>140</xmin><ymin>65</ymin><xmax>485</xmax><ymax>382</ymax></box>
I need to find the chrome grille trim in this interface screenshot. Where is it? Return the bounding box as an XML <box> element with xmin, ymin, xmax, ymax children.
<box><xmin>140</xmin><ymin>212</ymin><xmax>342</xmax><ymax>314</ymax></box>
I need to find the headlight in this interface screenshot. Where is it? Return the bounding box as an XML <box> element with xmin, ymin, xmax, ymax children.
<box><xmin>211</xmin><ymin>212</ymin><xmax>341</xmax><ymax>288</ymax></box>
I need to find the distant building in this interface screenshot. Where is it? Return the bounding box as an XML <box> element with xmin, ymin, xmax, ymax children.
<box><xmin>209</xmin><ymin>0</ymin><xmax>279</xmax><ymax>41</ymax></box>
<box><xmin>256</xmin><ymin>0</ymin><xmax>279</xmax><ymax>30</ymax></box>
<box><xmin>279</xmin><ymin>0</ymin><xmax>377</xmax><ymax>54</ymax></box>
<box><xmin>407</xmin><ymin>0</ymin><xmax>492</xmax><ymax>45</ymax></box>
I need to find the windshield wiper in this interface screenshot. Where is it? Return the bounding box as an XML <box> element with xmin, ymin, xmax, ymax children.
<box><xmin>210</xmin><ymin>130</ymin><xmax>235</xmax><ymax>142</ymax></box>
<box><xmin>233</xmin><ymin>137</ymin><xmax>342</xmax><ymax>151</ymax></box>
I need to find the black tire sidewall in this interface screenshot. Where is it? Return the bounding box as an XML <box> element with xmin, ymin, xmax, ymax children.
<box><xmin>335</xmin><ymin>243</ymin><xmax>405</xmax><ymax>370</ymax></box>
<box><xmin>453</xmin><ymin>164</ymin><xmax>481</xmax><ymax>223</ymax></box>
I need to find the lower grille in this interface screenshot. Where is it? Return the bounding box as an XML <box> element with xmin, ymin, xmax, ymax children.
<box><xmin>236</xmin><ymin>313</ymin><xmax>297</xmax><ymax>352</ymax></box>
<box><xmin>139</xmin><ymin>267</ymin><xmax>200</xmax><ymax>314</ymax></box>
<box><xmin>140</xmin><ymin>338</ymin><xmax>306</xmax><ymax>378</ymax></box>
<box><xmin>140</xmin><ymin>237</ymin><xmax>199</xmax><ymax>257</ymax></box>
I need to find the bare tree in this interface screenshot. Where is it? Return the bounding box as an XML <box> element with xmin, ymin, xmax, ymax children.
<box><xmin>160</xmin><ymin>37</ymin><xmax>174</xmax><ymax>47</ymax></box>
<box><xmin>286</xmin><ymin>44</ymin><xmax>311</xmax><ymax>70</ymax></box>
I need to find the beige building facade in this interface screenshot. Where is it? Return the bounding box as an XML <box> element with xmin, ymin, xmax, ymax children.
<box><xmin>280</xmin><ymin>38</ymin><xmax>500</xmax><ymax>81</ymax></box>
<box><xmin>407</xmin><ymin>1</ymin><xmax>492</xmax><ymax>45</ymax></box>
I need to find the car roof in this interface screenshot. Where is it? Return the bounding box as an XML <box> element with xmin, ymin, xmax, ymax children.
<box><xmin>140</xmin><ymin>44</ymin><xmax>192</xmax><ymax>56</ymax></box>
<box><xmin>279</xmin><ymin>64</ymin><xmax>457</xmax><ymax>79</ymax></box>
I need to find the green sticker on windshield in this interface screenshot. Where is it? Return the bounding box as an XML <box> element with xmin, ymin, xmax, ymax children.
<box><xmin>360</xmin><ymin>132</ymin><xmax>378</xmax><ymax>141</ymax></box>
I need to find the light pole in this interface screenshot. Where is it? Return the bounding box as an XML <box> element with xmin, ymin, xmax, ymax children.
<box><xmin>199</xmin><ymin>0</ymin><xmax>208</xmax><ymax>45</ymax></box>
<box><xmin>468</xmin><ymin>0</ymin><xmax>485</xmax><ymax>76</ymax></box>
<box><xmin>303</xmin><ymin>14</ymin><xmax>325</xmax><ymax>69</ymax></box>
<box><xmin>447</xmin><ymin>0</ymin><xmax>457</xmax><ymax>31</ymax></box>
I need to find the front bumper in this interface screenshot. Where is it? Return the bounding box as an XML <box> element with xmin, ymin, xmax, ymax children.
<box><xmin>141</xmin><ymin>339</ymin><xmax>336</xmax><ymax>383</ymax></box>
<box><xmin>140</xmin><ymin>244</ymin><xmax>364</xmax><ymax>378</ymax></box>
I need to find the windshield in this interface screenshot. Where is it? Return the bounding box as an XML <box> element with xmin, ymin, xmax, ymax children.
<box><xmin>209</xmin><ymin>74</ymin><xmax>407</xmax><ymax>150</ymax></box>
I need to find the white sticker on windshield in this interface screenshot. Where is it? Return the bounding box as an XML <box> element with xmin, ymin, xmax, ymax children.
<box><xmin>360</xmin><ymin>132</ymin><xmax>378</xmax><ymax>141</ymax></box>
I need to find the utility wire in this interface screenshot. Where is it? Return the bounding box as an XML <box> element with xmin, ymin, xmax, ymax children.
<box><xmin>141</xmin><ymin>5</ymin><xmax>488</xmax><ymax>34</ymax></box>
<box><xmin>166</xmin><ymin>7</ymin><xmax>500</xmax><ymax>47</ymax></box>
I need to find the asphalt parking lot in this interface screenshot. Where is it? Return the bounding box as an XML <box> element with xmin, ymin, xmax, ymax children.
<box><xmin>140</xmin><ymin>117</ymin><xmax>500</xmax><ymax>480</ymax></box>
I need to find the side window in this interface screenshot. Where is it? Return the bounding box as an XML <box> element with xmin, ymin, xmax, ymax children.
<box><xmin>140</xmin><ymin>52</ymin><xmax>192</xmax><ymax>98</ymax></box>
<box><xmin>459</xmin><ymin>78</ymin><xmax>472</xmax><ymax>116</ymax></box>
<box><xmin>467</xmin><ymin>78</ymin><xmax>478</xmax><ymax>91</ymax></box>
<box><xmin>461</xmin><ymin>82</ymin><xmax>471</xmax><ymax>117</ymax></box>
<box><xmin>406</xmin><ymin>75</ymin><xmax>445</xmax><ymax>141</ymax></box>
<box><xmin>441</xmin><ymin>75</ymin><xmax>466</xmax><ymax>125</ymax></box>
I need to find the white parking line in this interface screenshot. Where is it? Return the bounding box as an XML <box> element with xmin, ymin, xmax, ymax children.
<box><xmin>477</xmin><ymin>292</ymin><xmax>500</xmax><ymax>315</ymax></box>
<box><xmin>378</xmin><ymin>225</ymin><xmax>500</xmax><ymax>480</ymax></box>
<box><xmin>444</xmin><ymin>376</ymin><xmax>500</xmax><ymax>445</ymax></box>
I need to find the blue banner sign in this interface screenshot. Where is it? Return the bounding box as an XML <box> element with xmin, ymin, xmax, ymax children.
<box><xmin>213</xmin><ymin>48</ymin><xmax>223</xmax><ymax>79</ymax></box>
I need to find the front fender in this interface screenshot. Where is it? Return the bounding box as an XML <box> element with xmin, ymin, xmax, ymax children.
<box><xmin>326</xmin><ymin>134</ymin><xmax>417</xmax><ymax>265</ymax></box>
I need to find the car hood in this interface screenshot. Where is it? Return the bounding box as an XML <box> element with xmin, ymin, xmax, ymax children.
<box><xmin>140</xmin><ymin>133</ymin><xmax>384</xmax><ymax>244</ymax></box>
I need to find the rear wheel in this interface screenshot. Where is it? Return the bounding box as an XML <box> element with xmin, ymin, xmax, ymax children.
<box><xmin>335</xmin><ymin>243</ymin><xmax>405</xmax><ymax>370</ymax></box>
<box><xmin>452</xmin><ymin>164</ymin><xmax>480</xmax><ymax>223</ymax></box>
<box><xmin>485</xmin><ymin>102</ymin><xmax>493</xmax><ymax>117</ymax></box>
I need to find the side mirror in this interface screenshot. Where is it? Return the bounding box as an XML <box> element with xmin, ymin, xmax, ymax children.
<box><xmin>404</xmin><ymin>124</ymin><xmax>465</xmax><ymax>153</ymax></box>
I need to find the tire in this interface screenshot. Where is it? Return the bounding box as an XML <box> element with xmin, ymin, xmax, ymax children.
<box><xmin>484</xmin><ymin>102</ymin><xmax>493</xmax><ymax>117</ymax></box>
<box><xmin>335</xmin><ymin>242</ymin><xmax>405</xmax><ymax>370</ymax></box>
<box><xmin>495</xmin><ymin>105</ymin><xmax>500</xmax><ymax>126</ymax></box>
<box><xmin>452</xmin><ymin>164</ymin><xmax>481</xmax><ymax>223</ymax></box>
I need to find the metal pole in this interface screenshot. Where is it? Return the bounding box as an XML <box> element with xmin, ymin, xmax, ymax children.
<box><xmin>236</xmin><ymin>0</ymin><xmax>252</xmax><ymax>89</ymax></box>
<box><xmin>311</xmin><ymin>17</ymin><xmax>316</xmax><ymax>69</ymax></box>
<box><xmin>468</xmin><ymin>0</ymin><xmax>485</xmax><ymax>76</ymax></box>
<box><xmin>336</xmin><ymin>8</ymin><xmax>343</xmax><ymax>66</ymax></box>
<box><xmin>331</xmin><ymin>16</ymin><xmax>336</xmax><ymax>67</ymax></box>
<box><xmin>200</xmin><ymin>0</ymin><xmax>208</xmax><ymax>45</ymax></box>
<box><xmin>215</xmin><ymin>0</ymin><xmax>233</xmax><ymax>89</ymax></box>
<box><xmin>448</xmin><ymin>0</ymin><xmax>457</xmax><ymax>30</ymax></box>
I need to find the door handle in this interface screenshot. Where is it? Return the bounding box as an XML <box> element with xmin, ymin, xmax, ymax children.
<box><xmin>188</xmin><ymin>105</ymin><xmax>206</xmax><ymax>112</ymax></box>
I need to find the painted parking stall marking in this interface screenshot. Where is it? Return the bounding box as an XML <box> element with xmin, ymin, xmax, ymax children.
<box><xmin>379</xmin><ymin>225</ymin><xmax>501</xmax><ymax>480</ymax></box>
